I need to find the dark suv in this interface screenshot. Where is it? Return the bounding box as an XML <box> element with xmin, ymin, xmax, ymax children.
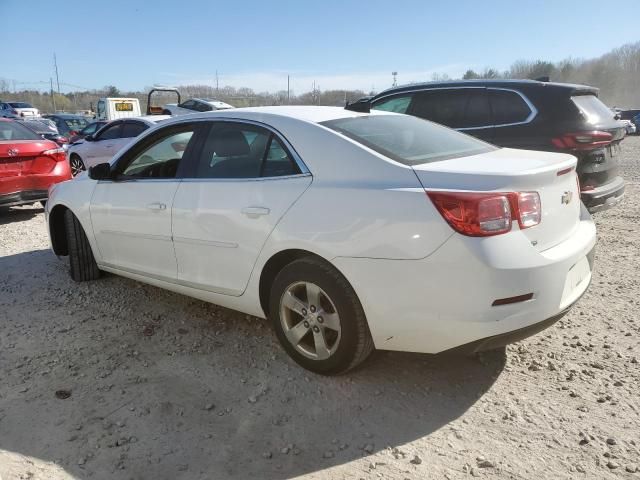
<box><xmin>350</xmin><ymin>80</ymin><xmax>626</xmax><ymax>212</ymax></box>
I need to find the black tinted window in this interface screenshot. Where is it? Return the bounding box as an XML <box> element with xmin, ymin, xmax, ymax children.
<box><xmin>372</xmin><ymin>96</ymin><xmax>412</xmax><ymax>113</ymax></box>
<box><xmin>98</xmin><ymin>124</ymin><xmax>122</xmax><ymax>140</ymax></box>
<box><xmin>194</xmin><ymin>123</ymin><xmax>299</xmax><ymax>179</ymax></box>
<box><xmin>0</xmin><ymin>121</ymin><xmax>40</xmax><ymax>140</ymax></box>
<box><xmin>121</xmin><ymin>122</ymin><xmax>148</xmax><ymax>138</ymax></box>
<box><xmin>489</xmin><ymin>90</ymin><xmax>532</xmax><ymax>125</ymax></box>
<box><xmin>410</xmin><ymin>89</ymin><xmax>490</xmax><ymax>129</ymax></box>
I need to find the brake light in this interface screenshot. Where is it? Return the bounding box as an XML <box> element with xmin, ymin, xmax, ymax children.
<box><xmin>551</xmin><ymin>131</ymin><xmax>613</xmax><ymax>151</ymax></box>
<box><xmin>427</xmin><ymin>191</ymin><xmax>541</xmax><ymax>237</ymax></box>
<box><xmin>42</xmin><ymin>147</ymin><xmax>66</xmax><ymax>162</ymax></box>
<box><xmin>69</xmin><ymin>130</ymin><xmax>78</xmax><ymax>136</ymax></box>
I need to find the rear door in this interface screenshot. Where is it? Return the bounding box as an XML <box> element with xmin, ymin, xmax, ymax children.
<box><xmin>172</xmin><ymin>120</ymin><xmax>312</xmax><ymax>296</ymax></box>
<box><xmin>488</xmin><ymin>88</ymin><xmax>537</xmax><ymax>148</ymax></box>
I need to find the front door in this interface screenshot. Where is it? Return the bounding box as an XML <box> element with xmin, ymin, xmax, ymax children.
<box><xmin>172</xmin><ymin>121</ymin><xmax>312</xmax><ymax>296</ymax></box>
<box><xmin>90</xmin><ymin>124</ymin><xmax>201</xmax><ymax>279</ymax></box>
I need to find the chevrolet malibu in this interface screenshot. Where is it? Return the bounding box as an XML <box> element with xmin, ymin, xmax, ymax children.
<box><xmin>45</xmin><ymin>107</ymin><xmax>596</xmax><ymax>374</ymax></box>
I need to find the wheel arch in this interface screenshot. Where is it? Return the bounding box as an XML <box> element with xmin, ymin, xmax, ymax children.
<box><xmin>49</xmin><ymin>204</ymin><xmax>70</xmax><ymax>256</ymax></box>
<box><xmin>258</xmin><ymin>248</ymin><xmax>355</xmax><ymax>318</ymax></box>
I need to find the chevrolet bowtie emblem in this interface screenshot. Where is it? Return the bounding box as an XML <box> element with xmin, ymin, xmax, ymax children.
<box><xmin>561</xmin><ymin>191</ymin><xmax>573</xmax><ymax>205</ymax></box>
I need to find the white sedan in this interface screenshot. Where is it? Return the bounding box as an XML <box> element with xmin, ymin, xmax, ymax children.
<box><xmin>67</xmin><ymin>115</ymin><xmax>170</xmax><ymax>176</ymax></box>
<box><xmin>162</xmin><ymin>98</ymin><xmax>234</xmax><ymax>116</ymax></box>
<box><xmin>45</xmin><ymin>106</ymin><xmax>596</xmax><ymax>374</ymax></box>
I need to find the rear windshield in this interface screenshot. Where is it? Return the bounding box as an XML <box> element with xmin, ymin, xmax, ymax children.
<box><xmin>572</xmin><ymin>95</ymin><xmax>616</xmax><ymax>125</ymax></box>
<box><xmin>0</xmin><ymin>121</ymin><xmax>41</xmax><ymax>140</ymax></box>
<box><xmin>9</xmin><ymin>102</ymin><xmax>33</xmax><ymax>109</ymax></box>
<box><xmin>321</xmin><ymin>114</ymin><xmax>496</xmax><ymax>165</ymax></box>
<box><xmin>64</xmin><ymin>117</ymin><xmax>89</xmax><ymax>130</ymax></box>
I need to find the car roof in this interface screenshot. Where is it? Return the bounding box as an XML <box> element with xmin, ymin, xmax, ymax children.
<box><xmin>371</xmin><ymin>79</ymin><xmax>599</xmax><ymax>100</ymax></box>
<box><xmin>162</xmin><ymin>106</ymin><xmax>391</xmax><ymax>125</ymax></box>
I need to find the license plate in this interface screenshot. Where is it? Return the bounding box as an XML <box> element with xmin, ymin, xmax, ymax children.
<box><xmin>115</xmin><ymin>103</ymin><xmax>133</xmax><ymax>112</ymax></box>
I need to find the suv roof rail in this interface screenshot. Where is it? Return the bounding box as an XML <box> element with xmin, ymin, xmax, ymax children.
<box><xmin>535</xmin><ymin>76</ymin><xmax>550</xmax><ymax>82</ymax></box>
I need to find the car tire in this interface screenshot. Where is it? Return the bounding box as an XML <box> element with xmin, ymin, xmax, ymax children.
<box><xmin>69</xmin><ymin>154</ymin><xmax>86</xmax><ymax>177</ymax></box>
<box><xmin>269</xmin><ymin>257</ymin><xmax>374</xmax><ymax>375</ymax></box>
<box><xmin>64</xmin><ymin>210</ymin><xmax>101</xmax><ymax>282</ymax></box>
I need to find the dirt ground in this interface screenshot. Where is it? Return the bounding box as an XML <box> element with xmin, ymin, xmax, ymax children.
<box><xmin>1</xmin><ymin>137</ymin><xmax>639</xmax><ymax>480</ymax></box>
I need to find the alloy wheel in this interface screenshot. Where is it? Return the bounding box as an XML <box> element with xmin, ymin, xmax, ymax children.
<box><xmin>70</xmin><ymin>156</ymin><xmax>85</xmax><ymax>177</ymax></box>
<box><xmin>279</xmin><ymin>281</ymin><xmax>342</xmax><ymax>360</ymax></box>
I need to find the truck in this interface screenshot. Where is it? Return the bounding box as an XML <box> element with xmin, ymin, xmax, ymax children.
<box><xmin>95</xmin><ymin>97</ymin><xmax>141</xmax><ymax>121</ymax></box>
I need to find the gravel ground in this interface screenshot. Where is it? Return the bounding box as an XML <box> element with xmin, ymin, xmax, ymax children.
<box><xmin>1</xmin><ymin>137</ymin><xmax>639</xmax><ymax>480</ymax></box>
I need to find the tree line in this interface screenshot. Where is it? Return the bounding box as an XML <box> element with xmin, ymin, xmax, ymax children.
<box><xmin>2</xmin><ymin>41</ymin><xmax>638</xmax><ymax>114</ymax></box>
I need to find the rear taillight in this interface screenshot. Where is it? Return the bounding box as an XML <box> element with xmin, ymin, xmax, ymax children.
<box><xmin>58</xmin><ymin>136</ymin><xmax>69</xmax><ymax>144</ymax></box>
<box><xmin>427</xmin><ymin>191</ymin><xmax>541</xmax><ymax>237</ymax></box>
<box><xmin>69</xmin><ymin>130</ymin><xmax>78</xmax><ymax>136</ymax></box>
<box><xmin>551</xmin><ymin>131</ymin><xmax>613</xmax><ymax>151</ymax></box>
<box><xmin>42</xmin><ymin>147</ymin><xmax>66</xmax><ymax>162</ymax></box>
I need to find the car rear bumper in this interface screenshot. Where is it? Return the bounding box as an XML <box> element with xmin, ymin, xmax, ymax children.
<box><xmin>0</xmin><ymin>163</ymin><xmax>71</xmax><ymax>207</ymax></box>
<box><xmin>333</xmin><ymin>205</ymin><xmax>597</xmax><ymax>354</ymax></box>
<box><xmin>581</xmin><ymin>175</ymin><xmax>625</xmax><ymax>213</ymax></box>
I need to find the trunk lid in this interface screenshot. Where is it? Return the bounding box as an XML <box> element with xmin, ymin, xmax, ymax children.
<box><xmin>0</xmin><ymin>140</ymin><xmax>57</xmax><ymax>177</ymax></box>
<box><xmin>412</xmin><ymin>148</ymin><xmax>581</xmax><ymax>251</ymax></box>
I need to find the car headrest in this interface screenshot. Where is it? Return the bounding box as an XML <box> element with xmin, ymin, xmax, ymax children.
<box><xmin>212</xmin><ymin>129</ymin><xmax>250</xmax><ymax>157</ymax></box>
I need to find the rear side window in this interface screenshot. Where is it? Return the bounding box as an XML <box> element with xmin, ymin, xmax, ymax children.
<box><xmin>372</xmin><ymin>96</ymin><xmax>412</xmax><ymax>114</ymax></box>
<box><xmin>193</xmin><ymin>123</ymin><xmax>299</xmax><ymax>178</ymax></box>
<box><xmin>409</xmin><ymin>89</ymin><xmax>490</xmax><ymax>129</ymax></box>
<box><xmin>121</xmin><ymin>122</ymin><xmax>148</xmax><ymax>138</ymax></box>
<box><xmin>489</xmin><ymin>90</ymin><xmax>532</xmax><ymax>125</ymax></box>
<box><xmin>321</xmin><ymin>114</ymin><xmax>496</xmax><ymax>166</ymax></box>
<box><xmin>571</xmin><ymin>95</ymin><xmax>616</xmax><ymax>125</ymax></box>
<box><xmin>0</xmin><ymin>121</ymin><xmax>40</xmax><ymax>140</ymax></box>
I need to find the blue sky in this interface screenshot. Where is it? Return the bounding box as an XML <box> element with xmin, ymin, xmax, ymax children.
<box><xmin>1</xmin><ymin>0</ymin><xmax>639</xmax><ymax>94</ymax></box>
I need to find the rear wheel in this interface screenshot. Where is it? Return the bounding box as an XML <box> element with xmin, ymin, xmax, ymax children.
<box><xmin>269</xmin><ymin>257</ymin><xmax>374</xmax><ymax>375</ymax></box>
<box><xmin>64</xmin><ymin>210</ymin><xmax>101</xmax><ymax>282</ymax></box>
<box><xmin>69</xmin><ymin>154</ymin><xmax>85</xmax><ymax>177</ymax></box>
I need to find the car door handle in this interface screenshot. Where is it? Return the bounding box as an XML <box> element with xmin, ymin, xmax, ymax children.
<box><xmin>147</xmin><ymin>202</ymin><xmax>167</xmax><ymax>211</ymax></box>
<box><xmin>241</xmin><ymin>206</ymin><xmax>270</xmax><ymax>218</ymax></box>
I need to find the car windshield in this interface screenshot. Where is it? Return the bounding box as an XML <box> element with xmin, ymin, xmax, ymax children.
<box><xmin>572</xmin><ymin>95</ymin><xmax>616</xmax><ymax>124</ymax></box>
<box><xmin>321</xmin><ymin>114</ymin><xmax>496</xmax><ymax>165</ymax></box>
<box><xmin>0</xmin><ymin>121</ymin><xmax>41</xmax><ymax>140</ymax></box>
<box><xmin>9</xmin><ymin>102</ymin><xmax>33</xmax><ymax>109</ymax></box>
<box><xmin>64</xmin><ymin>117</ymin><xmax>89</xmax><ymax>130</ymax></box>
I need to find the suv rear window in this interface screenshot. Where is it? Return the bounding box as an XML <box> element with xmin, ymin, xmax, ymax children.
<box><xmin>571</xmin><ymin>95</ymin><xmax>616</xmax><ymax>125</ymax></box>
<box><xmin>9</xmin><ymin>102</ymin><xmax>33</xmax><ymax>109</ymax></box>
<box><xmin>0</xmin><ymin>121</ymin><xmax>41</xmax><ymax>140</ymax></box>
<box><xmin>64</xmin><ymin>118</ymin><xmax>89</xmax><ymax>130</ymax></box>
<box><xmin>321</xmin><ymin>114</ymin><xmax>496</xmax><ymax>166</ymax></box>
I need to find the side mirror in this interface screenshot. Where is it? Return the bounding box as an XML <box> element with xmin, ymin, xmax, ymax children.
<box><xmin>88</xmin><ymin>162</ymin><xmax>112</xmax><ymax>180</ymax></box>
<box><xmin>614</xmin><ymin>113</ymin><xmax>621</xmax><ymax>120</ymax></box>
<box><xmin>85</xmin><ymin>134</ymin><xmax>94</xmax><ymax>141</ymax></box>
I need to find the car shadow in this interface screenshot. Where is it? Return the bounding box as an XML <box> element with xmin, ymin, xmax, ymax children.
<box><xmin>0</xmin><ymin>204</ymin><xmax>44</xmax><ymax>225</ymax></box>
<box><xmin>0</xmin><ymin>249</ymin><xmax>505</xmax><ymax>480</ymax></box>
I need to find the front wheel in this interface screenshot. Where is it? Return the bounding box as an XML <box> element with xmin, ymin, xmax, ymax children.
<box><xmin>269</xmin><ymin>257</ymin><xmax>374</xmax><ymax>375</ymax></box>
<box><xmin>69</xmin><ymin>154</ymin><xmax>86</xmax><ymax>177</ymax></box>
<box><xmin>64</xmin><ymin>210</ymin><xmax>101</xmax><ymax>282</ymax></box>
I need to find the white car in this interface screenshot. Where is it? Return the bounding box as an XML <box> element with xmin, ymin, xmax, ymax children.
<box><xmin>45</xmin><ymin>106</ymin><xmax>596</xmax><ymax>374</ymax></box>
<box><xmin>5</xmin><ymin>101</ymin><xmax>40</xmax><ymax>118</ymax></box>
<box><xmin>67</xmin><ymin>115</ymin><xmax>170</xmax><ymax>176</ymax></box>
<box><xmin>162</xmin><ymin>98</ymin><xmax>233</xmax><ymax>116</ymax></box>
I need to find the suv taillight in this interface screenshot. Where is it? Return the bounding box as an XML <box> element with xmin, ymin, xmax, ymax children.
<box><xmin>552</xmin><ymin>131</ymin><xmax>613</xmax><ymax>151</ymax></box>
<box><xmin>427</xmin><ymin>191</ymin><xmax>541</xmax><ymax>237</ymax></box>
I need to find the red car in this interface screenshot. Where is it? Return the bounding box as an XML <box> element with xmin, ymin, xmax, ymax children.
<box><xmin>0</xmin><ymin>119</ymin><xmax>71</xmax><ymax>207</ymax></box>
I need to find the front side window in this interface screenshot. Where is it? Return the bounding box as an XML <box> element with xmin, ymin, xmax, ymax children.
<box><xmin>321</xmin><ymin>114</ymin><xmax>496</xmax><ymax>166</ymax></box>
<box><xmin>193</xmin><ymin>123</ymin><xmax>299</xmax><ymax>179</ymax></box>
<box><xmin>120</xmin><ymin>129</ymin><xmax>195</xmax><ymax>179</ymax></box>
<box><xmin>489</xmin><ymin>90</ymin><xmax>532</xmax><ymax>125</ymax></box>
<box><xmin>373</xmin><ymin>96</ymin><xmax>412</xmax><ymax>114</ymax></box>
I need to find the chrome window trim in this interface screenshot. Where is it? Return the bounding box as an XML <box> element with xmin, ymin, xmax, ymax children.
<box><xmin>372</xmin><ymin>86</ymin><xmax>538</xmax><ymax>130</ymax></box>
<box><xmin>181</xmin><ymin>172</ymin><xmax>312</xmax><ymax>183</ymax></box>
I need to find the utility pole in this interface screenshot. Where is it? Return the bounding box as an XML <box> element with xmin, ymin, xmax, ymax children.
<box><xmin>287</xmin><ymin>75</ymin><xmax>290</xmax><ymax>104</ymax></box>
<box><xmin>392</xmin><ymin>71</ymin><xmax>398</xmax><ymax>87</ymax></box>
<box><xmin>54</xmin><ymin>53</ymin><xmax>61</xmax><ymax>95</ymax></box>
<box><xmin>50</xmin><ymin>77</ymin><xmax>56</xmax><ymax>112</ymax></box>
<box><xmin>215</xmin><ymin>70</ymin><xmax>219</xmax><ymax>94</ymax></box>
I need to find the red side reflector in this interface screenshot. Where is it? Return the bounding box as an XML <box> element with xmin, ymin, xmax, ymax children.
<box><xmin>492</xmin><ymin>293</ymin><xmax>534</xmax><ymax>306</ymax></box>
